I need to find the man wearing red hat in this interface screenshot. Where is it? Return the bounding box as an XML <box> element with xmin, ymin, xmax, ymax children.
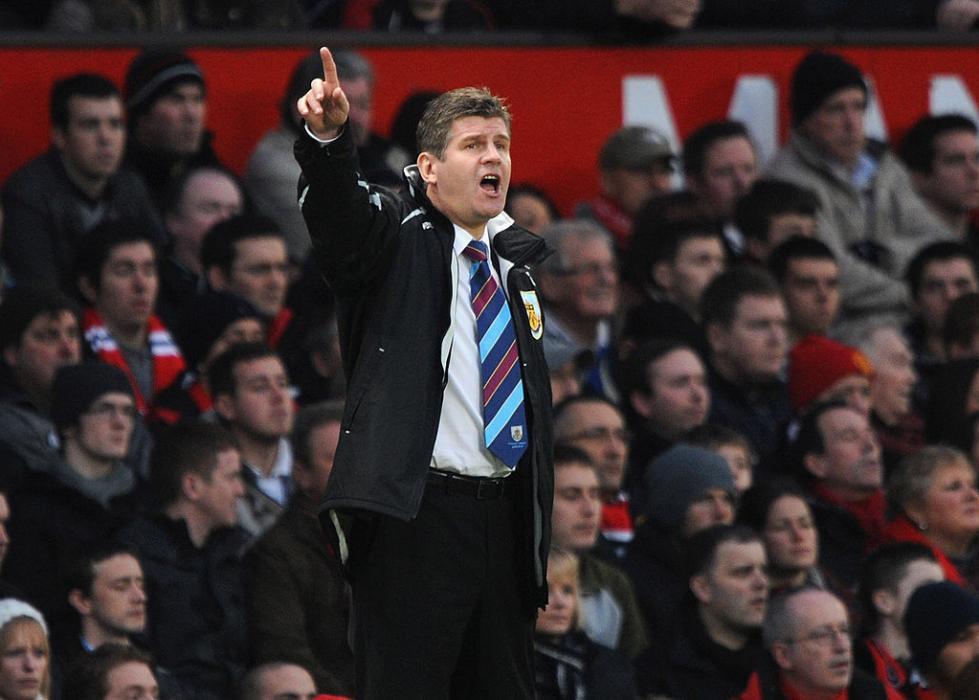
<box><xmin>788</xmin><ymin>334</ymin><xmax>874</xmax><ymax>418</ymax></box>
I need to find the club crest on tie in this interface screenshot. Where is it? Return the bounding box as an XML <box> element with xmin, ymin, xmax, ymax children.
<box><xmin>520</xmin><ymin>291</ymin><xmax>543</xmax><ymax>340</ymax></box>
<box><xmin>511</xmin><ymin>425</ymin><xmax>524</xmax><ymax>443</ymax></box>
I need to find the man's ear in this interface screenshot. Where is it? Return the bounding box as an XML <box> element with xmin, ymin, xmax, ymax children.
<box><xmin>872</xmin><ymin>589</ymin><xmax>897</xmax><ymax>618</ymax></box>
<box><xmin>52</xmin><ymin>126</ymin><xmax>67</xmax><ymax>151</ymax></box>
<box><xmin>705</xmin><ymin>322</ymin><xmax>726</xmax><ymax>356</ymax></box>
<box><xmin>78</xmin><ymin>276</ymin><xmax>99</xmax><ymax>305</ymax></box>
<box><xmin>213</xmin><ymin>393</ymin><xmax>235</xmax><ymax>422</ymax></box>
<box><xmin>630</xmin><ymin>389</ymin><xmax>653</xmax><ymax>420</ymax></box>
<box><xmin>803</xmin><ymin>453</ymin><xmax>828</xmax><ymax>480</ymax></box>
<box><xmin>417</xmin><ymin>151</ymin><xmax>436</xmax><ymax>185</ymax></box>
<box><xmin>67</xmin><ymin>589</ymin><xmax>92</xmax><ymax>616</ymax></box>
<box><xmin>771</xmin><ymin>641</ymin><xmax>793</xmax><ymax>671</ymax></box>
<box><xmin>652</xmin><ymin>261</ymin><xmax>673</xmax><ymax>292</ymax></box>
<box><xmin>2</xmin><ymin>345</ymin><xmax>18</xmax><ymax>369</ymax></box>
<box><xmin>182</xmin><ymin>471</ymin><xmax>202</xmax><ymax>502</ymax></box>
<box><xmin>206</xmin><ymin>266</ymin><xmax>229</xmax><ymax>292</ymax></box>
<box><xmin>689</xmin><ymin>573</ymin><xmax>712</xmax><ymax>605</ymax></box>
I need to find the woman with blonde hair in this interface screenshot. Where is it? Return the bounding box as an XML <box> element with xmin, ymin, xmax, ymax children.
<box><xmin>884</xmin><ymin>444</ymin><xmax>979</xmax><ymax>588</ymax></box>
<box><xmin>534</xmin><ymin>547</ymin><xmax>637</xmax><ymax>699</ymax></box>
<box><xmin>0</xmin><ymin>599</ymin><xmax>50</xmax><ymax>700</ymax></box>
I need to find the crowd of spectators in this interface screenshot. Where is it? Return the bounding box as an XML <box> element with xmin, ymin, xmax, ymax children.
<box><xmin>4</xmin><ymin>0</ymin><xmax>979</xmax><ymax>35</ymax></box>
<box><xmin>0</xmin><ymin>39</ymin><xmax>978</xmax><ymax>700</ymax></box>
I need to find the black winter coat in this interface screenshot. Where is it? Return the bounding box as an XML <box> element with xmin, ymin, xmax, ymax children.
<box><xmin>295</xmin><ymin>125</ymin><xmax>554</xmax><ymax>611</ymax></box>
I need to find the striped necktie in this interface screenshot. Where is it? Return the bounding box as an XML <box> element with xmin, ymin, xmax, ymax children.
<box><xmin>462</xmin><ymin>239</ymin><xmax>528</xmax><ymax>468</ymax></box>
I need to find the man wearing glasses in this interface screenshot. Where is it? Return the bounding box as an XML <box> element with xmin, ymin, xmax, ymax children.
<box><xmin>3</xmin><ymin>363</ymin><xmax>139</xmax><ymax>631</ymax></box>
<box><xmin>537</xmin><ymin>219</ymin><xmax>620</xmax><ymax>398</ymax></box>
<box><xmin>741</xmin><ymin>587</ymin><xmax>887</xmax><ymax>698</ymax></box>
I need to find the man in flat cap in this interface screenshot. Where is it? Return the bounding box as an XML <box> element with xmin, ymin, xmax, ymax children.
<box><xmin>576</xmin><ymin>124</ymin><xmax>676</xmax><ymax>250</ymax></box>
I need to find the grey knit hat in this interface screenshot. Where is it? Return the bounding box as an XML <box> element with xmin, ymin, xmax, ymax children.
<box><xmin>644</xmin><ymin>443</ymin><xmax>737</xmax><ymax>531</ymax></box>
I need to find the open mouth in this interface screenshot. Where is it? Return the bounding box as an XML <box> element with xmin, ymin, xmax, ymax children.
<box><xmin>480</xmin><ymin>174</ymin><xmax>501</xmax><ymax>194</ymax></box>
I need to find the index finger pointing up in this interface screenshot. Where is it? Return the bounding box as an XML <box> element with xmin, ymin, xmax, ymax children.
<box><xmin>320</xmin><ymin>46</ymin><xmax>339</xmax><ymax>92</ymax></box>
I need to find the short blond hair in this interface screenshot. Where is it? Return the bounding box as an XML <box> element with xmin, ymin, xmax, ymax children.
<box><xmin>416</xmin><ymin>87</ymin><xmax>511</xmax><ymax>159</ymax></box>
<box><xmin>546</xmin><ymin>546</ymin><xmax>584</xmax><ymax>630</ymax></box>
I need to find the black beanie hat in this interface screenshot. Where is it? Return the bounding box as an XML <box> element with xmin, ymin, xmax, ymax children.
<box><xmin>905</xmin><ymin>581</ymin><xmax>979</xmax><ymax>674</ymax></box>
<box><xmin>51</xmin><ymin>363</ymin><xmax>134</xmax><ymax>430</ymax></box>
<box><xmin>125</xmin><ymin>49</ymin><xmax>204</xmax><ymax>120</ymax></box>
<box><xmin>791</xmin><ymin>51</ymin><xmax>867</xmax><ymax>126</ymax></box>
<box><xmin>178</xmin><ymin>291</ymin><xmax>263</xmax><ymax>370</ymax></box>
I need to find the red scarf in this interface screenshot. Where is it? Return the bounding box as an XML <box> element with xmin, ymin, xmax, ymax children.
<box><xmin>600</xmin><ymin>494</ymin><xmax>634</xmax><ymax>542</ymax></box>
<box><xmin>83</xmin><ymin>308</ymin><xmax>186</xmax><ymax>414</ymax></box>
<box><xmin>882</xmin><ymin>514</ymin><xmax>969</xmax><ymax>587</ymax></box>
<box><xmin>779</xmin><ymin>677</ymin><xmax>847</xmax><ymax>700</ymax></box>
<box><xmin>267</xmin><ymin>307</ymin><xmax>294</xmax><ymax>349</ymax></box>
<box><xmin>585</xmin><ymin>195</ymin><xmax>633</xmax><ymax>249</ymax></box>
<box><xmin>810</xmin><ymin>483</ymin><xmax>888</xmax><ymax>553</ymax></box>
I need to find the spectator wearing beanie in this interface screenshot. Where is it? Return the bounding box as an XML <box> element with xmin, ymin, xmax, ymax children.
<box><xmin>151</xmin><ymin>290</ymin><xmax>265</xmax><ymax>430</ymax></box>
<box><xmin>123</xmin><ymin>49</ymin><xmax>224</xmax><ymax>214</ymax></box>
<box><xmin>3</xmin><ymin>363</ymin><xmax>141</xmax><ymax>638</ymax></box>
<box><xmin>0</xmin><ymin>286</ymin><xmax>81</xmax><ymax>479</ymax></box>
<box><xmin>789</xmin><ymin>334</ymin><xmax>874</xmax><ymax>417</ymax></box>
<box><xmin>623</xmin><ymin>444</ymin><xmax>737</xmax><ymax>652</ymax></box>
<box><xmin>905</xmin><ymin>581</ymin><xmax>979</xmax><ymax>699</ymax></box>
<box><xmin>768</xmin><ymin>50</ymin><xmax>953</xmax><ymax>339</ymax></box>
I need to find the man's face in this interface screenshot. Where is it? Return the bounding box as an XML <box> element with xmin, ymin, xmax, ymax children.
<box><xmin>559</xmin><ymin>401</ymin><xmax>628</xmax><ymax>493</ymax></box>
<box><xmin>763</xmin><ymin>495</ymin><xmax>818</xmax><ymax>572</ymax></box>
<box><xmin>135</xmin><ymin>82</ymin><xmax>205</xmax><ymax>156</ymax></box>
<box><xmin>656</xmin><ymin>236</ymin><xmax>726</xmax><ymax>317</ymax></box>
<box><xmin>709</xmin><ymin>294</ymin><xmax>788</xmax><ymax>384</ymax></box>
<box><xmin>916</xmin><ymin>257</ymin><xmax>978</xmax><ymax>333</ymax></box>
<box><xmin>774</xmin><ymin>591</ymin><xmax>853</xmax><ymax>695</ymax></box>
<box><xmin>4</xmin><ymin>310</ymin><xmax>80</xmax><ymax>396</ymax></box>
<box><xmin>341</xmin><ymin>76</ymin><xmax>373</xmax><ymax>147</ymax></box>
<box><xmin>868</xmin><ymin>328</ymin><xmax>917</xmax><ymax>422</ymax></box>
<box><xmin>73</xmin><ymin>391</ymin><xmax>136</xmax><ymax>462</ymax></box>
<box><xmin>602</xmin><ymin>160</ymin><xmax>673</xmax><ymax>216</ymax></box>
<box><xmin>224</xmin><ymin>237</ymin><xmax>289</xmax><ymax>318</ymax></box>
<box><xmin>54</xmin><ymin>95</ymin><xmax>125</xmax><ymax>181</ymax></box>
<box><xmin>682</xmin><ymin>488</ymin><xmax>735</xmax><ymax>539</ymax></box>
<box><xmin>915</xmin><ymin>129</ymin><xmax>979</xmax><ymax>217</ymax></box>
<box><xmin>802</xmin><ymin>87</ymin><xmax>867</xmax><ymax>168</ymax></box>
<box><xmin>294</xmin><ymin>420</ymin><xmax>341</xmax><ymax>503</ymax></box>
<box><xmin>691</xmin><ymin>136</ymin><xmax>758</xmax><ymax>220</ymax></box>
<box><xmin>166</xmin><ymin>170</ymin><xmax>243</xmax><ymax>264</ymax></box>
<box><xmin>92</xmin><ymin>242</ymin><xmax>159</xmax><ymax>334</ymax></box>
<box><xmin>807</xmin><ymin>406</ymin><xmax>883</xmax><ymax>498</ymax></box>
<box><xmin>104</xmin><ymin>661</ymin><xmax>158</xmax><ymax>700</ymax></box>
<box><xmin>693</xmin><ymin>541</ymin><xmax>768</xmax><ymax>635</ymax></box>
<box><xmin>632</xmin><ymin>348</ymin><xmax>709</xmax><ymax>442</ymax></box>
<box><xmin>195</xmin><ymin>448</ymin><xmax>245</xmax><ymax>530</ymax></box>
<box><xmin>781</xmin><ymin>257</ymin><xmax>840</xmax><ymax>336</ymax></box>
<box><xmin>550</xmin><ymin>464</ymin><xmax>601</xmax><ymax>552</ymax></box>
<box><xmin>217</xmin><ymin>356</ymin><xmax>294</xmax><ymax>443</ymax></box>
<box><xmin>255</xmin><ymin>664</ymin><xmax>317</xmax><ymax>700</ymax></box>
<box><xmin>550</xmin><ymin>237</ymin><xmax>619</xmax><ymax>321</ymax></box>
<box><xmin>419</xmin><ymin>116</ymin><xmax>511</xmax><ymax>238</ymax></box>
<box><xmin>83</xmin><ymin>553</ymin><xmax>147</xmax><ymax>637</ymax></box>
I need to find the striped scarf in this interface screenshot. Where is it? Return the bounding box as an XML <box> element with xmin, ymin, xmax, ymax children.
<box><xmin>83</xmin><ymin>308</ymin><xmax>186</xmax><ymax>414</ymax></box>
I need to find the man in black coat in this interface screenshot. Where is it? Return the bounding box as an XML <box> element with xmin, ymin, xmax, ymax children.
<box><xmin>296</xmin><ymin>47</ymin><xmax>553</xmax><ymax>698</ymax></box>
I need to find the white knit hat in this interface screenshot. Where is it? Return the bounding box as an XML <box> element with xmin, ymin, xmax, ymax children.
<box><xmin>0</xmin><ymin>599</ymin><xmax>47</xmax><ymax>634</ymax></box>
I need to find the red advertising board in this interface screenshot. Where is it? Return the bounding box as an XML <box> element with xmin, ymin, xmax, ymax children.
<box><xmin>1</xmin><ymin>44</ymin><xmax>977</xmax><ymax>213</ymax></box>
